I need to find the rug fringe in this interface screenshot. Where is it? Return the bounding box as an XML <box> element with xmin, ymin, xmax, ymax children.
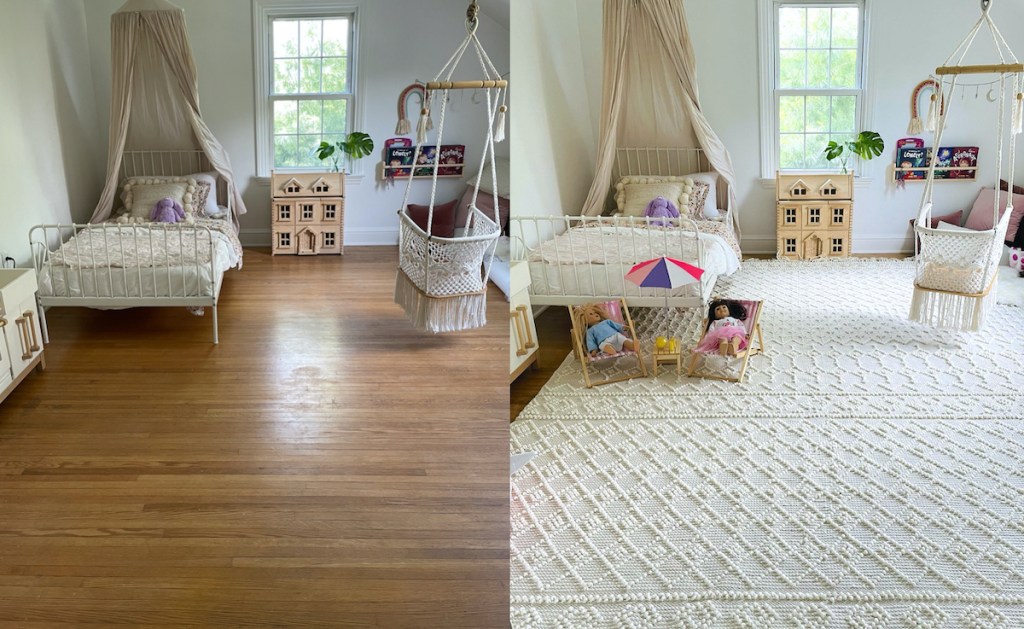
<box><xmin>909</xmin><ymin>282</ymin><xmax>997</xmax><ymax>332</ymax></box>
<box><xmin>394</xmin><ymin>271</ymin><xmax>487</xmax><ymax>333</ymax></box>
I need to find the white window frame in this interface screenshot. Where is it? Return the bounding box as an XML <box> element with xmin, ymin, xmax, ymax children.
<box><xmin>252</xmin><ymin>0</ymin><xmax>362</xmax><ymax>178</ymax></box>
<box><xmin>758</xmin><ymin>0</ymin><xmax>870</xmax><ymax>178</ymax></box>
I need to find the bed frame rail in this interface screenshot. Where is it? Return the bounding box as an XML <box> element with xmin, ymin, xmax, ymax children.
<box><xmin>29</xmin><ymin>223</ymin><xmax>222</xmax><ymax>343</ymax></box>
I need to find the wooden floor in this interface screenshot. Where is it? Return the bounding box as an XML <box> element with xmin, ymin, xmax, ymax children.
<box><xmin>0</xmin><ymin>247</ymin><xmax>509</xmax><ymax>627</ymax></box>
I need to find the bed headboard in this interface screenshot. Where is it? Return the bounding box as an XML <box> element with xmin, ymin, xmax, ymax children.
<box><xmin>613</xmin><ymin>147</ymin><xmax>729</xmax><ymax>211</ymax></box>
<box><xmin>120</xmin><ymin>150</ymin><xmax>229</xmax><ymax>207</ymax></box>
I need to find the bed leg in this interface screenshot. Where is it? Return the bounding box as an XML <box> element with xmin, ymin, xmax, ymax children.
<box><xmin>212</xmin><ymin>305</ymin><xmax>219</xmax><ymax>344</ymax></box>
<box><xmin>36</xmin><ymin>295</ymin><xmax>50</xmax><ymax>345</ymax></box>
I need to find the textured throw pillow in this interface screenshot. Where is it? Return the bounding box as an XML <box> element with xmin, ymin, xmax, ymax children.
<box><xmin>614</xmin><ymin>176</ymin><xmax>693</xmax><ymax>216</ymax></box>
<box><xmin>122</xmin><ymin>172</ymin><xmax>221</xmax><ymax>217</ymax></box>
<box><xmin>686</xmin><ymin>182</ymin><xmax>711</xmax><ymax>220</ymax></box>
<box><xmin>123</xmin><ymin>178</ymin><xmax>195</xmax><ymax>219</ymax></box>
<box><xmin>686</xmin><ymin>171</ymin><xmax>720</xmax><ymax>218</ymax></box>
<box><xmin>407</xmin><ymin>199</ymin><xmax>457</xmax><ymax>237</ymax></box>
<box><xmin>191</xmin><ymin>182</ymin><xmax>212</xmax><ymax>217</ymax></box>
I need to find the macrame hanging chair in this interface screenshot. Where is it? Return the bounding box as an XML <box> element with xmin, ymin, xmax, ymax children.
<box><xmin>910</xmin><ymin>0</ymin><xmax>1023</xmax><ymax>332</ymax></box>
<box><xmin>394</xmin><ymin>1</ymin><xmax>507</xmax><ymax>333</ymax></box>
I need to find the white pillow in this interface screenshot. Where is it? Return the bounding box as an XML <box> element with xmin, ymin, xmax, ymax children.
<box><xmin>614</xmin><ymin>176</ymin><xmax>693</xmax><ymax>216</ymax></box>
<box><xmin>936</xmin><ymin>220</ymin><xmax>975</xmax><ymax>232</ymax></box>
<box><xmin>466</xmin><ymin>157</ymin><xmax>510</xmax><ymax>199</ymax></box>
<box><xmin>123</xmin><ymin>177</ymin><xmax>195</xmax><ymax>219</ymax></box>
<box><xmin>687</xmin><ymin>171</ymin><xmax>721</xmax><ymax>219</ymax></box>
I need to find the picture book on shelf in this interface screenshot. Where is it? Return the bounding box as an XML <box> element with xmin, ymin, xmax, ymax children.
<box><xmin>385</xmin><ymin>144</ymin><xmax>466</xmax><ymax>178</ymax></box>
<box><xmin>895</xmin><ymin>146</ymin><xmax>978</xmax><ymax>181</ymax></box>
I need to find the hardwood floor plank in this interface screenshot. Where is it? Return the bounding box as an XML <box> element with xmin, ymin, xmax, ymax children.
<box><xmin>0</xmin><ymin>247</ymin><xmax>509</xmax><ymax>627</ymax></box>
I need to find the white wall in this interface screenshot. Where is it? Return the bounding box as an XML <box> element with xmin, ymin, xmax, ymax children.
<box><xmin>81</xmin><ymin>0</ymin><xmax>510</xmax><ymax>246</ymax></box>
<box><xmin>521</xmin><ymin>0</ymin><xmax>1024</xmax><ymax>254</ymax></box>
<box><xmin>0</xmin><ymin>0</ymin><xmax>102</xmax><ymax>265</ymax></box>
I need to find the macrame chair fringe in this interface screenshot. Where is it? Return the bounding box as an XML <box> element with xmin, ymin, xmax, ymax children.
<box><xmin>394</xmin><ymin>270</ymin><xmax>487</xmax><ymax>333</ymax></box>
<box><xmin>909</xmin><ymin>283</ymin><xmax>997</xmax><ymax>332</ymax></box>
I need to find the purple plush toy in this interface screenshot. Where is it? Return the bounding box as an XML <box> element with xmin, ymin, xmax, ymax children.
<box><xmin>151</xmin><ymin>197</ymin><xmax>185</xmax><ymax>223</ymax></box>
<box><xmin>643</xmin><ymin>195</ymin><xmax>680</xmax><ymax>227</ymax></box>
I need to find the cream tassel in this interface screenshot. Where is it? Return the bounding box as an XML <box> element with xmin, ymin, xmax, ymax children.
<box><xmin>493</xmin><ymin>105</ymin><xmax>507</xmax><ymax>143</ymax></box>
<box><xmin>1013</xmin><ymin>93</ymin><xmax>1023</xmax><ymax>135</ymax></box>
<box><xmin>416</xmin><ymin>107</ymin><xmax>430</xmax><ymax>145</ymax></box>
<box><xmin>395</xmin><ymin>118</ymin><xmax>411</xmax><ymax>135</ymax></box>
<box><xmin>925</xmin><ymin>94</ymin><xmax>938</xmax><ymax>132</ymax></box>
<box><xmin>908</xmin><ymin>116</ymin><xmax>923</xmax><ymax>135</ymax></box>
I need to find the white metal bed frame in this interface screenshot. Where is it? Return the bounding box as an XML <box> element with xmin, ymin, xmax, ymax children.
<box><xmin>510</xmin><ymin>147</ymin><xmax>736</xmax><ymax>307</ymax></box>
<box><xmin>29</xmin><ymin>150</ymin><xmax>235</xmax><ymax>344</ymax></box>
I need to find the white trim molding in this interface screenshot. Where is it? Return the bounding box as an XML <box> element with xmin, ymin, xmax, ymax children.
<box><xmin>252</xmin><ymin>0</ymin><xmax>363</xmax><ymax>178</ymax></box>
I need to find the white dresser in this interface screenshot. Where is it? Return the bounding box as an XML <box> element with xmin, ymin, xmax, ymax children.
<box><xmin>510</xmin><ymin>261</ymin><xmax>538</xmax><ymax>382</ymax></box>
<box><xmin>0</xmin><ymin>269</ymin><xmax>45</xmax><ymax>403</ymax></box>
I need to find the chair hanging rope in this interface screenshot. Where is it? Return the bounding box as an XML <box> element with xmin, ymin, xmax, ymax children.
<box><xmin>393</xmin><ymin>1</ymin><xmax>507</xmax><ymax>334</ymax></box>
<box><xmin>910</xmin><ymin>0</ymin><xmax>1021</xmax><ymax>331</ymax></box>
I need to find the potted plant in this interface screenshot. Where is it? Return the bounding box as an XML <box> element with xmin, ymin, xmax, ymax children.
<box><xmin>822</xmin><ymin>131</ymin><xmax>885</xmax><ymax>174</ymax></box>
<box><xmin>315</xmin><ymin>132</ymin><xmax>375</xmax><ymax>172</ymax></box>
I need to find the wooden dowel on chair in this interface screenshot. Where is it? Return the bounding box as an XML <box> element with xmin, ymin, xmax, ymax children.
<box><xmin>935</xmin><ymin>63</ymin><xmax>1024</xmax><ymax>76</ymax></box>
<box><xmin>424</xmin><ymin>80</ymin><xmax>508</xmax><ymax>90</ymax></box>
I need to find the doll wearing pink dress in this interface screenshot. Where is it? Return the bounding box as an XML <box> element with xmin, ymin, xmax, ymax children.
<box><xmin>695</xmin><ymin>299</ymin><xmax>748</xmax><ymax>356</ymax></box>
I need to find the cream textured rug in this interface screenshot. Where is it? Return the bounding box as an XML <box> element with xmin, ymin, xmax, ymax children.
<box><xmin>510</xmin><ymin>258</ymin><xmax>1024</xmax><ymax>628</ymax></box>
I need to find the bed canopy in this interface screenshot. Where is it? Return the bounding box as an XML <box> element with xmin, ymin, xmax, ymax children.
<box><xmin>581</xmin><ymin>0</ymin><xmax>738</xmax><ymax>231</ymax></box>
<box><xmin>89</xmin><ymin>0</ymin><xmax>247</xmax><ymax>226</ymax></box>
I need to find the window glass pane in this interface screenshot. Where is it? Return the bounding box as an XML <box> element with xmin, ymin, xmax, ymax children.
<box><xmin>323</xmin><ymin>19</ymin><xmax>349</xmax><ymax>56</ymax></box>
<box><xmin>831</xmin><ymin>8</ymin><xmax>859</xmax><ymax>48</ymax></box>
<box><xmin>322</xmin><ymin>99</ymin><xmax>347</xmax><ymax>134</ymax></box>
<box><xmin>780</xmin><ymin>134</ymin><xmax>805</xmax><ymax>169</ymax></box>
<box><xmin>274</xmin><ymin>135</ymin><xmax>299</xmax><ymax>168</ymax></box>
<box><xmin>273</xmin><ymin>100</ymin><xmax>298</xmax><ymax>135</ymax></box>
<box><xmin>807</xmin><ymin>50</ymin><xmax>829</xmax><ymax>88</ymax></box>
<box><xmin>778</xmin><ymin>8</ymin><xmax>805</xmax><ymax>49</ymax></box>
<box><xmin>273</xmin><ymin>20</ymin><xmax>298</xmax><ymax>58</ymax></box>
<box><xmin>322</xmin><ymin>58</ymin><xmax>347</xmax><ymax>92</ymax></box>
<box><xmin>831</xmin><ymin>96</ymin><xmax>856</xmax><ymax>132</ymax></box>
<box><xmin>779</xmin><ymin>96</ymin><xmax>805</xmax><ymax>133</ymax></box>
<box><xmin>806</xmin><ymin>133</ymin><xmax>830</xmax><ymax>168</ymax></box>
<box><xmin>298</xmin><ymin>100</ymin><xmax>322</xmax><ymax>135</ymax></box>
<box><xmin>779</xmin><ymin>50</ymin><xmax>806</xmax><ymax>89</ymax></box>
<box><xmin>805</xmin><ymin>96</ymin><xmax>830</xmax><ymax>133</ymax></box>
<box><xmin>300</xmin><ymin>20</ymin><xmax>322</xmax><ymax>57</ymax></box>
<box><xmin>297</xmin><ymin>135</ymin><xmax>321</xmax><ymax>167</ymax></box>
<box><xmin>274</xmin><ymin>59</ymin><xmax>298</xmax><ymax>94</ymax></box>
<box><xmin>300</xmin><ymin>58</ymin><xmax>322</xmax><ymax>93</ymax></box>
<box><xmin>806</xmin><ymin>8</ymin><xmax>830</xmax><ymax>48</ymax></box>
<box><xmin>830</xmin><ymin>50</ymin><xmax>857</xmax><ymax>88</ymax></box>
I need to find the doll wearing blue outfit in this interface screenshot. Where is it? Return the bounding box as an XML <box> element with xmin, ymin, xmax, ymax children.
<box><xmin>577</xmin><ymin>303</ymin><xmax>636</xmax><ymax>357</ymax></box>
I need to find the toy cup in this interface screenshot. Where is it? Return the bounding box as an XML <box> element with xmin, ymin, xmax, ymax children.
<box><xmin>655</xmin><ymin>336</ymin><xmax>667</xmax><ymax>349</ymax></box>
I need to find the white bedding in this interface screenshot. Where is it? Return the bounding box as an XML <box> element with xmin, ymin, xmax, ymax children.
<box><xmin>37</xmin><ymin>223</ymin><xmax>240</xmax><ymax>300</ymax></box>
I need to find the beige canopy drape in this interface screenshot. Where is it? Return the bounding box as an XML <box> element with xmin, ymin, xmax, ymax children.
<box><xmin>90</xmin><ymin>0</ymin><xmax>247</xmax><ymax>226</ymax></box>
<box><xmin>581</xmin><ymin>0</ymin><xmax>739</xmax><ymax>234</ymax></box>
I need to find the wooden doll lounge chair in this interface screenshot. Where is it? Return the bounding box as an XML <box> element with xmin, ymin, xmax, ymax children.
<box><xmin>569</xmin><ymin>298</ymin><xmax>648</xmax><ymax>388</ymax></box>
<box><xmin>687</xmin><ymin>299</ymin><xmax>765</xmax><ymax>383</ymax></box>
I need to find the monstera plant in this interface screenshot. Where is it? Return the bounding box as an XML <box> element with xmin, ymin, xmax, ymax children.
<box><xmin>823</xmin><ymin>131</ymin><xmax>885</xmax><ymax>174</ymax></box>
<box><xmin>315</xmin><ymin>132</ymin><xmax>375</xmax><ymax>172</ymax></box>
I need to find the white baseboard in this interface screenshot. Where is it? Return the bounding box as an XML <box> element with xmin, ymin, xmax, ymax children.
<box><xmin>238</xmin><ymin>228</ymin><xmax>398</xmax><ymax>248</ymax></box>
<box><xmin>741</xmin><ymin>234</ymin><xmax>912</xmax><ymax>256</ymax></box>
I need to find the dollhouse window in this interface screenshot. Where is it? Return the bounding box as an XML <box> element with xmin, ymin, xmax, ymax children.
<box><xmin>809</xmin><ymin>208</ymin><xmax>821</xmax><ymax>223</ymax></box>
<box><xmin>279</xmin><ymin>232</ymin><xmax>291</xmax><ymax>247</ymax></box>
<box><xmin>301</xmin><ymin>204</ymin><xmax>315</xmax><ymax>219</ymax></box>
<box><xmin>278</xmin><ymin>205</ymin><xmax>291</xmax><ymax>220</ymax></box>
<box><xmin>785</xmin><ymin>207</ymin><xmax>797</xmax><ymax>223</ymax></box>
<box><xmin>832</xmin><ymin>238</ymin><xmax>843</xmax><ymax>252</ymax></box>
<box><xmin>324</xmin><ymin>232</ymin><xmax>336</xmax><ymax>247</ymax></box>
<box><xmin>832</xmin><ymin>207</ymin><xmax>845</xmax><ymax>223</ymax></box>
<box><xmin>324</xmin><ymin>205</ymin><xmax>336</xmax><ymax>219</ymax></box>
<box><xmin>785</xmin><ymin>238</ymin><xmax>797</xmax><ymax>253</ymax></box>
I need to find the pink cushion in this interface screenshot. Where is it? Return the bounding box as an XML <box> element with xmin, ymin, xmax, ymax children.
<box><xmin>455</xmin><ymin>186</ymin><xmax>509</xmax><ymax>234</ymax></box>
<box><xmin>964</xmin><ymin>189</ymin><xmax>1024</xmax><ymax>240</ymax></box>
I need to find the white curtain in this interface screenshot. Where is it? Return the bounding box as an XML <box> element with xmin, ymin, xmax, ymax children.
<box><xmin>90</xmin><ymin>0</ymin><xmax>247</xmax><ymax>226</ymax></box>
<box><xmin>581</xmin><ymin>0</ymin><xmax>739</xmax><ymax>234</ymax></box>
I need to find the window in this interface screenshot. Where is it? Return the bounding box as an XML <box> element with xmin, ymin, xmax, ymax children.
<box><xmin>278</xmin><ymin>204</ymin><xmax>291</xmax><ymax>220</ymax></box>
<box><xmin>808</xmin><ymin>207</ymin><xmax>821</xmax><ymax>224</ymax></box>
<box><xmin>785</xmin><ymin>207</ymin><xmax>797</xmax><ymax>224</ymax></box>
<box><xmin>301</xmin><ymin>203</ymin><xmax>315</xmax><ymax>220</ymax></box>
<box><xmin>832</xmin><ymin>207</ymin><xmax>845</xmax><ymax>223</ymax></box>
<box><xmin>760</xmin><ymin>1</ymin><xmax>867</xmax><ymax>175</ymax></box>
<box><xmin>324</xmin><ymin>232</ymin><xmax>336</xmax><ymax>247</ymax></box>
<box><xmin>323</xmin><ymin>204</ymin><xmax>336</xmax><ymax>220</ymax></box>
<box><xmin>254</xmin><ymin>2</ymin><xmax>359</xmax><ymax>176</ymax></box>
<box><xmin>279</xmin><ymin>232</ymin><xmax>291</xmax><ymax>247</ymax></box>
<box><xmin>832</xmin><ymin>237</ymin><xmax>843</xmax><ymax>252</ymax></box>
<box><xmin>785</xmin><ymin>238</ymin><xmax>797</xmax><ymax>253</ymax></box>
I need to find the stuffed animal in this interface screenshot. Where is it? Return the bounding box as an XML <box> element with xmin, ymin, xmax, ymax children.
<box><xmin>151</xmin><ymin>197</ymin><xmax>185</xmax><ymax>223</ymax></box>
<box><xmin>643</xmin><ymin>196</ymin><xmax>680</xmax><ymax>227</ymax></box>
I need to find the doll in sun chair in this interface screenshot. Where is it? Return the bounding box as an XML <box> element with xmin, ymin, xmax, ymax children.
<box><xmin>576</xmin><ymin>303</ymin><xmax>637</xmax><ymax>357</ymax></box>
<box><xmin>694</xmin><ymin>299</ymin><xmax>748</xmax><ymax>356</ymax></box>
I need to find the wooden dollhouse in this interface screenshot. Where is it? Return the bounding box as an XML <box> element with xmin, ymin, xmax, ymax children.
<box><xmin>271</xmin><ymin>172</ymin><xmax>344</xmax><ymax>255</ymax></box>
<box><xmin>776</xmin><ymin>172</ymin><xmax>853</xmax><ymax>260</ymax></box>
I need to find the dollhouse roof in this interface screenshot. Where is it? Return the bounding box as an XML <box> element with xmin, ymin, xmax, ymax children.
<box><xmin>280</xmin><ymin>177</ymin><xmax>303</xmax><ymax>192</ymax></box>
<box><xmin>310</xmin><ymin>176</ymin><xmax>334</xmax><ymax>191</ymax></box>
<box><xmin>789</xmin><ymin>179</ymin><xmax>809</xmax><ymax>192</ymax></box>
<box><xmin>818</xmin><ymin>179</ymin><xmax>837</xmax><ymax>192</ymax></box>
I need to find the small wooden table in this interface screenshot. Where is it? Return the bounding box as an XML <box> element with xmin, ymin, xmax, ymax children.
<box><xmin>651</xmin><ymin>338</ymin><xmax>682</xmax><ymax>375</ymax></box>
